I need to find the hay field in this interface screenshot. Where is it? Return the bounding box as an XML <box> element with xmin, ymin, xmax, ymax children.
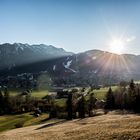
<box><xmin>0</xmin><ymin>112</ymin><xmax>140</xmax><ymax>140</ymax></box>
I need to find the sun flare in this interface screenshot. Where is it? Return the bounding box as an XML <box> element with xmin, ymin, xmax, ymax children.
<box><xmin>109</xmin><ymin>39</ymin><xmax>125</xmax><ymax>54</ymax></box>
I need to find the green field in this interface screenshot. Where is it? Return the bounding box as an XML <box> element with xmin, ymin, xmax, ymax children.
<box><xmin>9</xmin><ymin>86</ymin><xmax>118</xmax><ymax>106</ymax></box>
<box><xmin>9</xmin><ymin>86</ymin><xmax>117</xmax><ymax>99</ymax></box>
<box><xmin>30</xmin><ymin>90</ymin><xmax>49</xmax><ymax>98</ymax></box>
<box><xmin>0</xmin><ymin>113</ymin><xmax>49</xmax><ymax>132</ymax></box>
<box><xmin>10</xmin><ymin>90</ymin><xmax>49</xmax><ymax>98</ymax></box>
<box><xmin>93</xmin><ymin>86</ymin><xmax>117</xmax><ymax>100</ymax></box>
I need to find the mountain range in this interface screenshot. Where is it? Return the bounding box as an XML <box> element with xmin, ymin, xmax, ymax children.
<box><xmin>1</xmin><ymin>43</ymin><xmax>140</xmax><ymax>86</ymax></box>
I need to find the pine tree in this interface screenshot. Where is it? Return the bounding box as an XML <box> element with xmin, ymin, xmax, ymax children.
<box><xmin>78</xmin><ymin>95</ymin><xmax>86</xmax><ymax>118</ymax></box>
<box><xmin>88</xmin><ymin>93</ymin><xmax>96</xmax><ymax>117</ymax></box>
<box><xmin>3</xmin><ymin>88</ymin><xmax>11</xmax><ymax>114</ymax></box>
<box><xmin>0</xmin><ymin>89</ymin><xmax>3</xmax><ymax>114</ymax></box>
<box><xmin>105</xmin><ymin>87</ymin><xmax>115</xmax><ymax>109</ymax></box>
<box><xmin>66</xmin><ymin>93</ymin><xmax>73</xmax><ymax>120</ymax></box>
<box><xmin>128</xmin><ymin>80</ymin><xmax>137</xmax><ymax>110</ymax></box>
<box><xmin>129</xmin><ymin>79</ymin><xmax>135</xmax><ymax>90</ymax></box>
<box><xmin>25</xmin><ymin>93</ymin><xmax>32</xmax><ymax>112</ymax></box>
<box><xmin>49</xmin><ymin>103</ymin><xmax>57</xmax><ymax>118</ymax></box>
<box><xmin>135</xmin><ymin>87</ymin><xmax>140</xmax><ymax>112</ymax></box>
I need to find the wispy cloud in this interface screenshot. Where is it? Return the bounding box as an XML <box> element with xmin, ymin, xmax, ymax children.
<box><xmin>126</xmin><ymin>36</ymin><xmax>136</xmax><ymax>42</ymax></box>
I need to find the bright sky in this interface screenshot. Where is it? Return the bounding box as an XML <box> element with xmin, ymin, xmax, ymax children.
<box><xmin>0</xmin><ymin>0</ymin><xmax>140</xmax><ymax>54</ymax></box>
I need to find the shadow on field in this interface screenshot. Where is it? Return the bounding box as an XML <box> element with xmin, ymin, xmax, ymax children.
<box><xmin>35</xmin><ymin>120</ymin><xmax>67</xmax><ymax>130</ymax></box>
<box><xmin>40</xmin><ymin>117</ymin><xmax>50</xmax><ymax>122</ymax></box>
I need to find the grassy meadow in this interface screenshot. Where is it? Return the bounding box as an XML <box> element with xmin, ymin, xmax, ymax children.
<box><xmin>0</xmin><ymin>113</ymin><xmax>49</xmax><ymax>132</ymax></box>
<box><xmin>93</xmin><ymin>86</ymin><xmax>117</xmax><ymax>100</ymax></box>
<box><xmin>0</xmin><ymin>86</ymin><xmax>117</xmax><ymax>132</ymax></box>
<box><xmin>0</xmin><ymin>113</ymin><xmax>140</xmax><ymax>140</ymax></box>
<box><xmin>9</xmin><ymin>86</ymin><xmax>117</xmax><ymax>99</ymax></box>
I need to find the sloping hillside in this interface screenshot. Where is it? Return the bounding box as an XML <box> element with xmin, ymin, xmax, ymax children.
<box><xmin>1</xmin><ymin>44</ymin><xmax>140</xmax><ymax>80</ymax></box>
<box><xmin>2</xmin><ymin>44</ymin><xmax>140</xmax><ymax>87</ymax></box>
<box><xmin>0</xmin><ymin>43</ymin><xmax>72</xmax><ymax>71</ymax></box>
<box><xmin>0</xmin><ymin>113</ymin><xmax>140</xmax><ymax>140</ymax></box>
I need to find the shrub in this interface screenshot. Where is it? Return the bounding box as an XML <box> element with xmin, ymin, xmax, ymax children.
<box><xmin>15</xmin><ymin>122</ymin><xmax>24</xmax><ymax>128</ymax></box>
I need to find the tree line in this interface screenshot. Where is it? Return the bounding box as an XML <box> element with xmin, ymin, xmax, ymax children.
<box><xmin>0</xmin><ymin>80</ymin><xmax>139</xmax><ymax>119</ymax></box>
<box><xmin>105</xmin><ymin>80</ymin><xmax>140</xmax><ymax>113</ymax></box>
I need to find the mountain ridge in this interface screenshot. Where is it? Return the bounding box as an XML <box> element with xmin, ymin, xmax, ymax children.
<box><xmin>1</xmin><ymin>43</ymin><xmax>140</xmax><ymax>87</ymax></box>
<box><xmin>1</xmin><ymin>42</ymin><xmax>140</xmax><ymax>57</ymax></box>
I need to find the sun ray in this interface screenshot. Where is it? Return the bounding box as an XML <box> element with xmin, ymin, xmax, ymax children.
<box><xmin>109</xmin><ymin>38</ymin><xmax>125</xmax><ymax>54</ymax></box>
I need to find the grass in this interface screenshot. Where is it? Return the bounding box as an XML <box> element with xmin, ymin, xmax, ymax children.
<box><xmin>0</xmin><ymin>85</ymin><xmax>129</xmax><ymax>134</ymax></box>
<box><xmin>30</xmin><ymin>90</ymin><xmax>49</xmax><ymax>98</ymax></box>
<box><xmin>0</xmin><ymin>113</ymin><xmax>49</xmax><ymax>132</ymax></box>
<box><xmin>9</xmin><ymin>86</ymin><xmax>117</xmax><ymax>107</ymax></box>
<box><xmin>55</xmin><ymin>98</ymin><xmax>67</xmax><ymax>107</ymax></box>
<box><xmin>0</xmin><ymin>113</ymin><xmax>140</xmax><ymax>140</ymax></box>
<box><xmin>9</xmin><ymin>86</ymin><xmax>117</xmax><ymax>100</ymax></box>
<box><xmin>93</xmin><ymin>86</ymin><xmax>117</xmax><ymax>100</ymax></box>
<box><xmin>9</xmin><ymin>90</ymin><xmax>49</xmax><ymax>99</ymax></box>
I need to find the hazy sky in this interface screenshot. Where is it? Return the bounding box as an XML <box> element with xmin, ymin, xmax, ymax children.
<box><xmin>0</xmin><ymin>0</ymin><xmax>140</xmax><ymax>54</ymax></box>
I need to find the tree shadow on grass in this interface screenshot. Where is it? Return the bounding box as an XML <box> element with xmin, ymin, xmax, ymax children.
<box><xmin>40</xmin><ymin>117</ymin><xmax>50</xmax><ymax>123</ymax></box>
<box><xmin>35</xmin><ymin>120</ymin><xmax>67</xmax><ymax>130</ymax></box>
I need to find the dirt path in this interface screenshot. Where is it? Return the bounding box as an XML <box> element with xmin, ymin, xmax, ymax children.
<box><xmin>0</xmin><ymin>114</ymin><xmax>140</xmax><ymax>140</ymax></box>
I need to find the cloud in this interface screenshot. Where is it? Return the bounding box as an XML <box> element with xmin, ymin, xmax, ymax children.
<box><xmin>126</xmin><ymin>36</ymin><xmax>136</xmax><ymax>42</ymax></box>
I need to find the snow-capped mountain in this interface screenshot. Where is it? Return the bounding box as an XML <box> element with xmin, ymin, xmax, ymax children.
<box><xmin>0</xmin><ymin>43</ymin><xmax>73</xmax><ymax>70</ymax></box>
<box><xmin>1</xmin><ymin>43</ymin><xmax>140</xmax><ymax>86</ymax></box>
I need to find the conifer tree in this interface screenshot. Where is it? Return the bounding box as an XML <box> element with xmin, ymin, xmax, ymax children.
<box><xmin>105</xmin><ymin>87</ymin><xmax>115</xmax><ymax>109</ymax></box>
<box><xmin>78</xmin><ymin>95</ymin><xmax>86</xmax><ymax>118</ymax></box>
<box><xmin>0</xmin><ymin>89</ymin><xmax>3</xmax><ymax>114</ymax></box>
<box><xmin>66</xmin><ymin>93</ymin><xmax>73</xmax><ymax>120</ymax></box>
<box><xmin>129</xmin><ymin>79</ymin><xmax>135</xmax><ymax>90</ymax></box>
<box><xmin>88</xmin><ymin>93</ymin><xmax>96</xmax><ymax>117</ymax></box>
<box><xmin>3</xmin><ymin>88</ymin><xmax>11</xmax><ymax>114</ymax></box>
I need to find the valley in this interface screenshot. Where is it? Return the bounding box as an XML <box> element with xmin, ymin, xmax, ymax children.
<box><xmin>1</xmin><ymin>0</ymin><xmax>140</xmax><ymax>139</ymax></box>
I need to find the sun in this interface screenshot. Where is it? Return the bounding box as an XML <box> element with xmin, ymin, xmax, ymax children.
<box><xmin>109</xmin><ymin>39</ymin><xmax>125</xmax><ymax>54</ymax></box>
